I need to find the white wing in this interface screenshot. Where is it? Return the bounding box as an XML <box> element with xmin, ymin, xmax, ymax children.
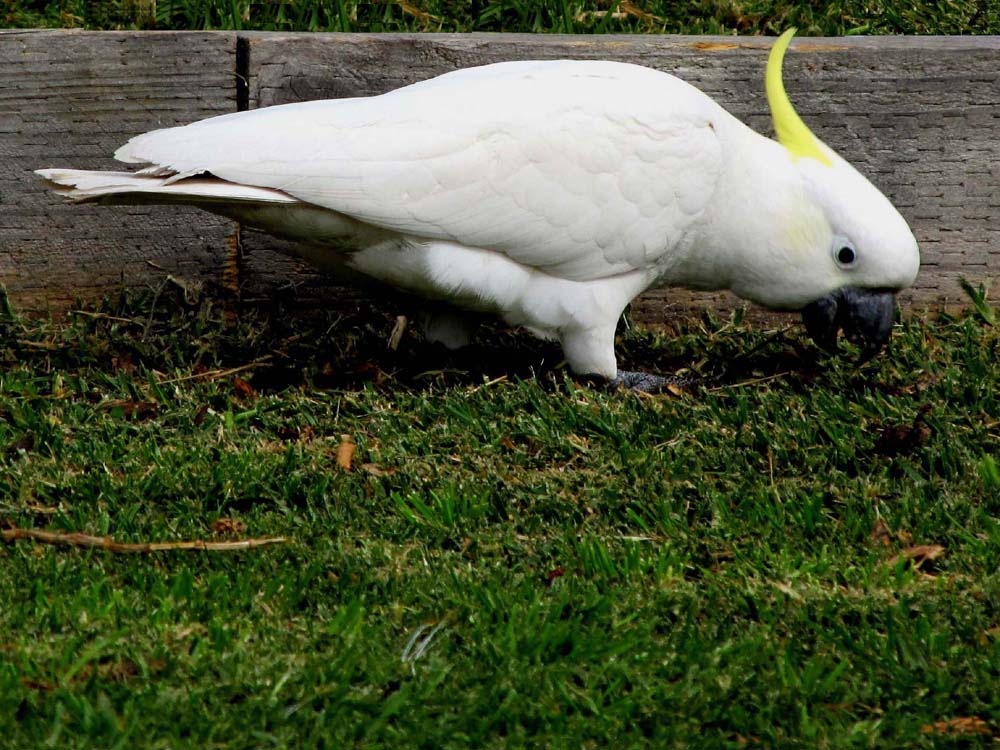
<box><xmin>117</xmin><ymin>60</ymin><xmax>725</xmax><ymax>281</ymax></box>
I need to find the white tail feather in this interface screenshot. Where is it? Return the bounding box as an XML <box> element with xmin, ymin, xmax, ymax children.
<box><xmin>34</xmin><ymin>168</ymin><xmax>296</xmax><ymax>206</ymax></box>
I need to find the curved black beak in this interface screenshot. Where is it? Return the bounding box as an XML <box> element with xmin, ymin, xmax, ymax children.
<box><xmin>801</xmin><ymin>287</ymin><xmax>896</xmax><ymax>362</ymax></box>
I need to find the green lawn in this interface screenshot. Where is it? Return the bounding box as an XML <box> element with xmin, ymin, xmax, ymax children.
<box><xmin>1</xmin><ymin>288</ymin><xmax>998</xmax><ymax>748</ymax></box>
<box><xmin>5</xmin><ymin>4</ymin><xmax>998</xmax><ymax>746</ymax></box>
<box><xmin>4</xmin><ymin>0</ymin><xmax>999</xmax><ymax>35</ymax></box>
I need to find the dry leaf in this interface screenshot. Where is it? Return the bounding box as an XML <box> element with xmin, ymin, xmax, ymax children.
<box><xmin>772</xmin><ymin>580</ymin><xmax>802</xmax><ymax>599</ymax></box>
<box><xmin>351</xmin><ymin>362</ymin><xmax>385</xmax><ymax>385</ymax></box>
<box><xmin>100</xmin><ymin>400</ymin><xmax>159</xmax><ymax>419</ymax></box>
<box><xmin>100</xmin><ymin>658</ymin><xmax>141</xmax><ymax>683</ymax></box>
<box><xmin>388</xmin><ymin>315</ymin><xmax>408</xmax><ymax>351</ymax></box>
<box><xmin>890</xmin><ymin>544</ymin><xmax>945</xmax><ymax>569</ymax></box>
<box><xmin>336</xmin><ymin>435</ymin><xmax>356</xmax><ymax>472</ymax></box>
<box><xmin>232</xmin><ymin>376</ymin><xmax>255</xmax><ymax>398</ymax></box>
<box><xmin>920</xmin><ymin>717</ymin><xmax>990</xmax><ymax>736</ymax></box>
<box><xmin>360</xmin><ymin>463</ymin><xmax>395</xmax><ymax>477</ymax></box>
<box><xmin>869</xmin><ymin>519</ymin><xmax>912</xmax><ymax>547</ymax></box>
<box><xmin>873</xmin><ymin>405</ymin><xmax>932</xmax><ymax>456</ymax></box>
<box><xmin>212</xmin><ymin>518</ymin><xmax>247</xmax><ymax>535</ymax></box>
<box><xmin>278</xmin><ymin>424</ymin><xmax>315</xmax><ymax>443</ymax></box>
<box><xmin>869</xmin><ymin>518</ymin><xmax>893</xmax><ymax>546</ymax></box>
<box><xmin>545</xmin><ymin>566</ymin><xmax>566</xmax><ymax>585</ymax></box>
<box><xmin>5</xmin><ymin>432</ymin><xmax>35</xmax><ymax>456</ymax></box>
<box><xmin>172</xmin><ymin>625</ymin><xmax>204</xmax><ymax>640</ymax></box>
<box><xmin>874</xmin><ymin>423</ymin><xmax>930</xmax><ymax>456</ymax></box>
<box><xmin>20</xmin><ymin>677</ymin><xmax>54</xmax><ymax>691</ymax></box>
<box><xmin>620</xmin><ymin>0</ymin><xmax>661</xmax><ymax>22</ymax></box>
<box><xmin>111</xmin><ymin>353</ymin><xmax>136</xmax><ymax>374</ymax></box>
<box><xmin>399</xmin><ymin>0</ymin><xmax>436</xmax><ymax>21</ymax></box>
<box><xmin>147</xmin><ymin>658</ymin><xmax>167</xmax><ymax>674</ymax></box>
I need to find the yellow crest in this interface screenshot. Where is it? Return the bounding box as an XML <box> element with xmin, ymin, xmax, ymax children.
<box><xmin>766</xmin><ymin>28</ymin><xmax>832</xmax><ymax>166</ymax></box>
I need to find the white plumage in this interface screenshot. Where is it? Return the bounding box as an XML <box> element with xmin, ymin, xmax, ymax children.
<box><xmin>37</xmin><ymin>35</ymin><xmax>919</xmax><ymax>383</ymax></box>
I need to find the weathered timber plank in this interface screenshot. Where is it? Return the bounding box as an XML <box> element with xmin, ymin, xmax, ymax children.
<box><xmin>0</xmin><ymin>30</ymin><xmax>237</xmax><ymax>314</ymax></box>
<box><xmin>240</xmin><ymin>32</ymin><xmax>1000</xmax><ymax>321</ymax></box>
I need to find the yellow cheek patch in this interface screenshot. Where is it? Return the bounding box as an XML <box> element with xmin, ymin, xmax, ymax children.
<box><xmin>780</xmin><ymin>199</ymin><xmax>831</xmax><ymax>259</ymax></box>
<box><xmin>766</xmin><ymin>29</ymin><xmax>833</xmax><ymax>167</ymax></box>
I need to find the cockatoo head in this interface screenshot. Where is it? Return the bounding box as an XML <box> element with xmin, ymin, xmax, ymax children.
<box><xmin>762</xmin><ymin>29</ymin><xmax>919</xmax><ymax>360</ymax></box>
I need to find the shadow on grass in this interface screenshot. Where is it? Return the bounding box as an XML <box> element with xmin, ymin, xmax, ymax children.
<box><xmin>1</xmin><ymin>284</ymin><xmax>827</xmax><ymax>395</ymax></box>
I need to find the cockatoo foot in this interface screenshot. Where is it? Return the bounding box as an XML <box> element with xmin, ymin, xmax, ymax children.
<box><xmin>608</xmin><ymin>370</ymin><xmax>694</xmax><ymax>393</ymax></box>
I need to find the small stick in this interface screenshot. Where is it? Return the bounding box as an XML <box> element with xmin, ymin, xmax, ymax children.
<box><xmin>15</xmin><ymin>339</ymin><xmax>61</xmax><ymax>350</ymax></box>
<box><xmin>0</xmin><ymin>503</ymin><xmax>58</xmax><ymax>515</ymax></box>
<box><xmin>707</xmin><ymin>371</ymin><xmax>792</xmax><ymax>391</ymax></box>
<box><xmin>467</xmin><ymin>375</ymin><xmax>508</xmax><ymax>394</ymax></box>
<box><xmin>1</xmin><ymin>528</ymin><xmax>287</xmax><ymax>553</ymax></box>
<box><xmin>68</xmin><ymin>310</ymin><xmax>143</xmax><ymax>325</ymax></box>
<box><xmin>157</xmin><ymin>358</ymin><xmax>271</xmax><ymax>385</ymax></box>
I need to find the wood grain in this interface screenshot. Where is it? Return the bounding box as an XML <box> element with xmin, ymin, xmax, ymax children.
<box><xmin>0</xmin><ymin>30</ymin><xmax>237</xmax><ymax>313</ymax></box>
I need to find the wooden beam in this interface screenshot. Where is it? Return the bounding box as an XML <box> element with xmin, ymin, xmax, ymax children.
<box><xmin>0</xmin><ymin>30</ymin><xmax>237</xmax><ymax>314</ymax></box>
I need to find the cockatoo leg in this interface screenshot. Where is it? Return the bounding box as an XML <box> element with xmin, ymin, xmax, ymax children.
<box><xmin>421</xmin><ymin>310</ymin><xmax>480</xmax><ymax>350</ymax></box>
<box><xmin>562</xmin><ymin>324</ymin><xmax>693</xmax><ymax>392</ymax></box>
<box><xmin>561</xmin><ymin>324</ymin><xmax>619</xmax><ymax>381</ymax></box>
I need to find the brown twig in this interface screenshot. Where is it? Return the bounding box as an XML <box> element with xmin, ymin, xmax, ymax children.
<box><xmin>707</xmin><ymin>371</ymin><xmax>793</xmax><ymax>391</ymax></box>
<box><xmin>1</xmin><ymin>528</ymin><xmax>287</xmax><ymax>553</ymax></box>
<box><xmin>68</xmin><ymin>310</ymin><xmax>143</xmax><ymax>325</ymax></box>
<box><xmin>156</xmin><ymin>358</ymin><xmax>272</xmax><ymax>385</ymax></box>
<box><xmin>15</xmin><ymin>339</ymin><xmax>61</xmax><ymax>350</ymax></box>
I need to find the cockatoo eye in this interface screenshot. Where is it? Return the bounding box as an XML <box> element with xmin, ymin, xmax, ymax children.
<box><xmin>834</xmin><ymin>242</ymin><xmax>857</xmax><ymax>269</ymax></box>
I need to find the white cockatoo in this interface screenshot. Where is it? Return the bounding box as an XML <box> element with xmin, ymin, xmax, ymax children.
<box><xmin>38</xmin><ymin>29</ymin><xmax>918</xmax><ymax>389</ymax></box>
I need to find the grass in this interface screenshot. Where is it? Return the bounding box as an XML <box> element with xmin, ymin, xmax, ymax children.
<box><xmin>0</xmin><ymin>287</ymin><xmax>998</xmax><ymax>748</ymax></box>
<box><xmin>4</xmin><ymin>2</ymin><xmax>997</xmax><ymax>745</ymax></box>
<box><xmin>3</xmin><ymin>0</ymin><xmax>1000</xmax><ymax>35</ymax></box>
